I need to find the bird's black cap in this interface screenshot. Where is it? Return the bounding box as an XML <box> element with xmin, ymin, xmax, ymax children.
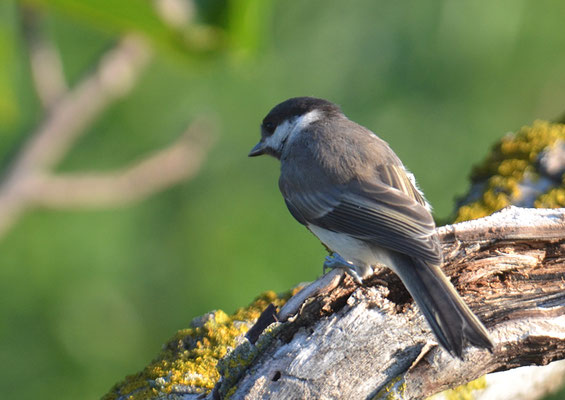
<box><xmin>261</xmin><ymin>97</ymin><xmax>342</xmax><ymax>135</ymax></box>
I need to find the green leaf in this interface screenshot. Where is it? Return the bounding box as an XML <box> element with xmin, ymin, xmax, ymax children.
<box><xmin>23</xmin><ymin>0</ymin><xmax>223</xmax><ymax>58</ymax></box>
<box><xmin>227</xmin><ymin>0</ymin><xmax>274</xmax><ymax>59</ymax></box>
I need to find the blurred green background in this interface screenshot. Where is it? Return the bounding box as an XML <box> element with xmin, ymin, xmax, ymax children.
<box><xmin>2</xmin><ymin>1</ymin><xmax>565</xmax><ymax>399</ymax></box>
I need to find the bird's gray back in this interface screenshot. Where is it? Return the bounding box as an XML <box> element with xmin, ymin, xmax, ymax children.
<box><xmin>281</xmin><ymin>117</ymin><xmax>402</xmax><ymax>186</ymax></box>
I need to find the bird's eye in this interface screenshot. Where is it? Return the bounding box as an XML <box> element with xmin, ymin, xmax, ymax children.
<box><xmin>263</xmin><ymin>121</ymin><xmax>275</xmax><ymax>134</ymax></box>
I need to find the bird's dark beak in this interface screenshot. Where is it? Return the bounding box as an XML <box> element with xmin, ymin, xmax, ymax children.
<box><xmin>248</xmin><ymin>141</ymin><xmax>266</xmax><ymax>157</ymax></box>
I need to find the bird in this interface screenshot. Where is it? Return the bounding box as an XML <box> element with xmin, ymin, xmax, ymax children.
<box><xmin>248</xmin><ymin>96</ymin><xmax>493</xmax><ymax>358</ymax></box>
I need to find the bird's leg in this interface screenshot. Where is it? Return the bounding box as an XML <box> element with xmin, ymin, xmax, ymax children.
<box><xmin>323</xmin><ymin>253</ymin><xmax>367</xmax><ymax>284</ymax></box>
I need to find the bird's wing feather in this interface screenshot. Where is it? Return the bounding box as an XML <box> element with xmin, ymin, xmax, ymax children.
<box><xmin>280</xmin><ymin>171</ymin><xmax>442</xmax><ymax>265</ymax></box>
<box><xmin>375</xmin><ymin>164</ymin><xmax>428</xmax><ymax>207</ymax></box>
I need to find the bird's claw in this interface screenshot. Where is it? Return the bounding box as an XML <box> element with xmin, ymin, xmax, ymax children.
<box><xmin>323</xmin><ymin>253</ymin><xmax>352</xmax><ymax>271</ymax></box>
<box><xmin>323</xmin><ymin>253</ymin><xmax>364</xmax><ymax>284</ymax></box>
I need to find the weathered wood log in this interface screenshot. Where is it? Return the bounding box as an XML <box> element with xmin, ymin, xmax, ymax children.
<box><xmin>216</xmin><ymin>206</ymin><xmax>565</xmax><ymax>400</ymax></box>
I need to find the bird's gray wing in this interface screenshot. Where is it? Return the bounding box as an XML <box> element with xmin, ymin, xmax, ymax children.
<box><xmin>280</xmin><ymin>173</ymin><xmax>442</xmax><ymax>265</ymax></box>
<box><xmin>374</xmin><ymin>164</ymin><xmax>428</xmax><ymax>207</ymax></box>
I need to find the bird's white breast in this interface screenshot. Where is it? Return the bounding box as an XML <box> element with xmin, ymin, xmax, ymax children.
<box><xmin>308</xmin><ymin>224</ymin><xmax>396</xmax><ymax>273</ymax></box>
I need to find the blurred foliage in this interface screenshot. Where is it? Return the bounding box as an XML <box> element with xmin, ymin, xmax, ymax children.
<box><xmin>2</xmin><ymin>1</ymin><xmax>565</xmax><ymax>399</ymax></box>
<box><xmin>25</xmin><ymin>0</ymin><xmax>220</xmax><ymax>57</ymax></box>
<box><xmin>0</xmin><ymin>5</ymin><xmax>20</xmax><ymax>127</ymax></box>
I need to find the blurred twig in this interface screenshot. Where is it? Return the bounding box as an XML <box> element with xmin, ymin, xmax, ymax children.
<box><xmin>29</xmin><ymin>120</ymin><xmax>215</xmax><ymax>208</ymax></box>
<box><xmin>20</xmin><ymin>5</ymin><xmax>68</xmax><ymax>108</ymax></box>
<box><xmin>0</xmin><ymin>9</ymin><xmax>217</xmax><ymax>239</ymax></box>
<box><xmin>153</xmin><ymin>0</ymin><xmax>194</xmax><ymax>29</ymax></box>
<box><xmin>11</xmin><ymin>35</ymin><xmax>151</xmax><ymax>176</ymax></box>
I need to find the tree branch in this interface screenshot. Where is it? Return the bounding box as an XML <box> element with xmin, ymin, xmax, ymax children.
<box><xmin>0</xmin><ymin>35</ymin><xmax>152</xmax><ymax>236</ymax></box>
<box><xmin>0</xmin><ymin>26</ymin><xmax>217</xmax><ymax>239</ymax></box>
<box><xmin>218</xmin><ymin>207</ymin><xmax>565</xmax><ymax>400</ymax></box>
<box><xmin>9</xmin><ymin>35</ymin><xmax>151</xmax><ymax>177</ymax></box>
<box><xmin>28</xmin><ymin>119</ymin><xmax>216</xmax><ymax>208</ymax></box>
<box><xmin>20</xmin><ymin>4</ymin><xmax>68</xmax><ymax>109</ymax></box>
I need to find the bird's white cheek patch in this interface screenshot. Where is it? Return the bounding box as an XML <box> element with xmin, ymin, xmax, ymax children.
<box><xmin>264</xmin><ymin>120</ymin><xmax>293</xmax><ymax>152</ymax></box>
<box><xmin>264</xmin><ymin>110</ymin><xmax>322</xmax><ymax>153</ymax></box>
<box><xmin>294</xmin><ymin>109</ymin><xmax>322</xmax><ymax>130</ymax></box>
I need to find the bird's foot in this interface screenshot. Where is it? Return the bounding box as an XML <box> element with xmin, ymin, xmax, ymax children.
<box><xmin>323</xmin><ymin>252</ymin><xmax>352</xmax><ymax>271</ymax></box>
<box><xmin>323</xmin><ymin>253</ymin><xmax>364</xmax><ymax>284</ymax></box>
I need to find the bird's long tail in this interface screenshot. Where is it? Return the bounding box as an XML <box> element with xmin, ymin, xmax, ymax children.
<box><xmin>390</xmin><ymin>254</ymin><xmax>493</xmax><ymax>358</ymax></box>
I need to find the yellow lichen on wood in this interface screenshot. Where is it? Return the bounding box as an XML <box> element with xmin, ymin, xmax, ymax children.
<box><xmin>535</xmin><ymin>175</ymin><xmax>565</xmax><ymax>208</ymax></box>
<box><xmin>455</xmin><ymin>121</ymin><xmax>565</xmax><ymax>222</ymax></box>
<box><xmin>373</xmin><ymin>376</ymin><xmax>406</xmax><ymax>400</ymax></box>
<box><xmin>102</xmin><ymin>290</ymin><xmax>291</xmax><ymax>400</ymax></box>
<box><xmin>432</xmin><ymin>376</ymin><xmax>487</xmax><ymax>400</ymax></box>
